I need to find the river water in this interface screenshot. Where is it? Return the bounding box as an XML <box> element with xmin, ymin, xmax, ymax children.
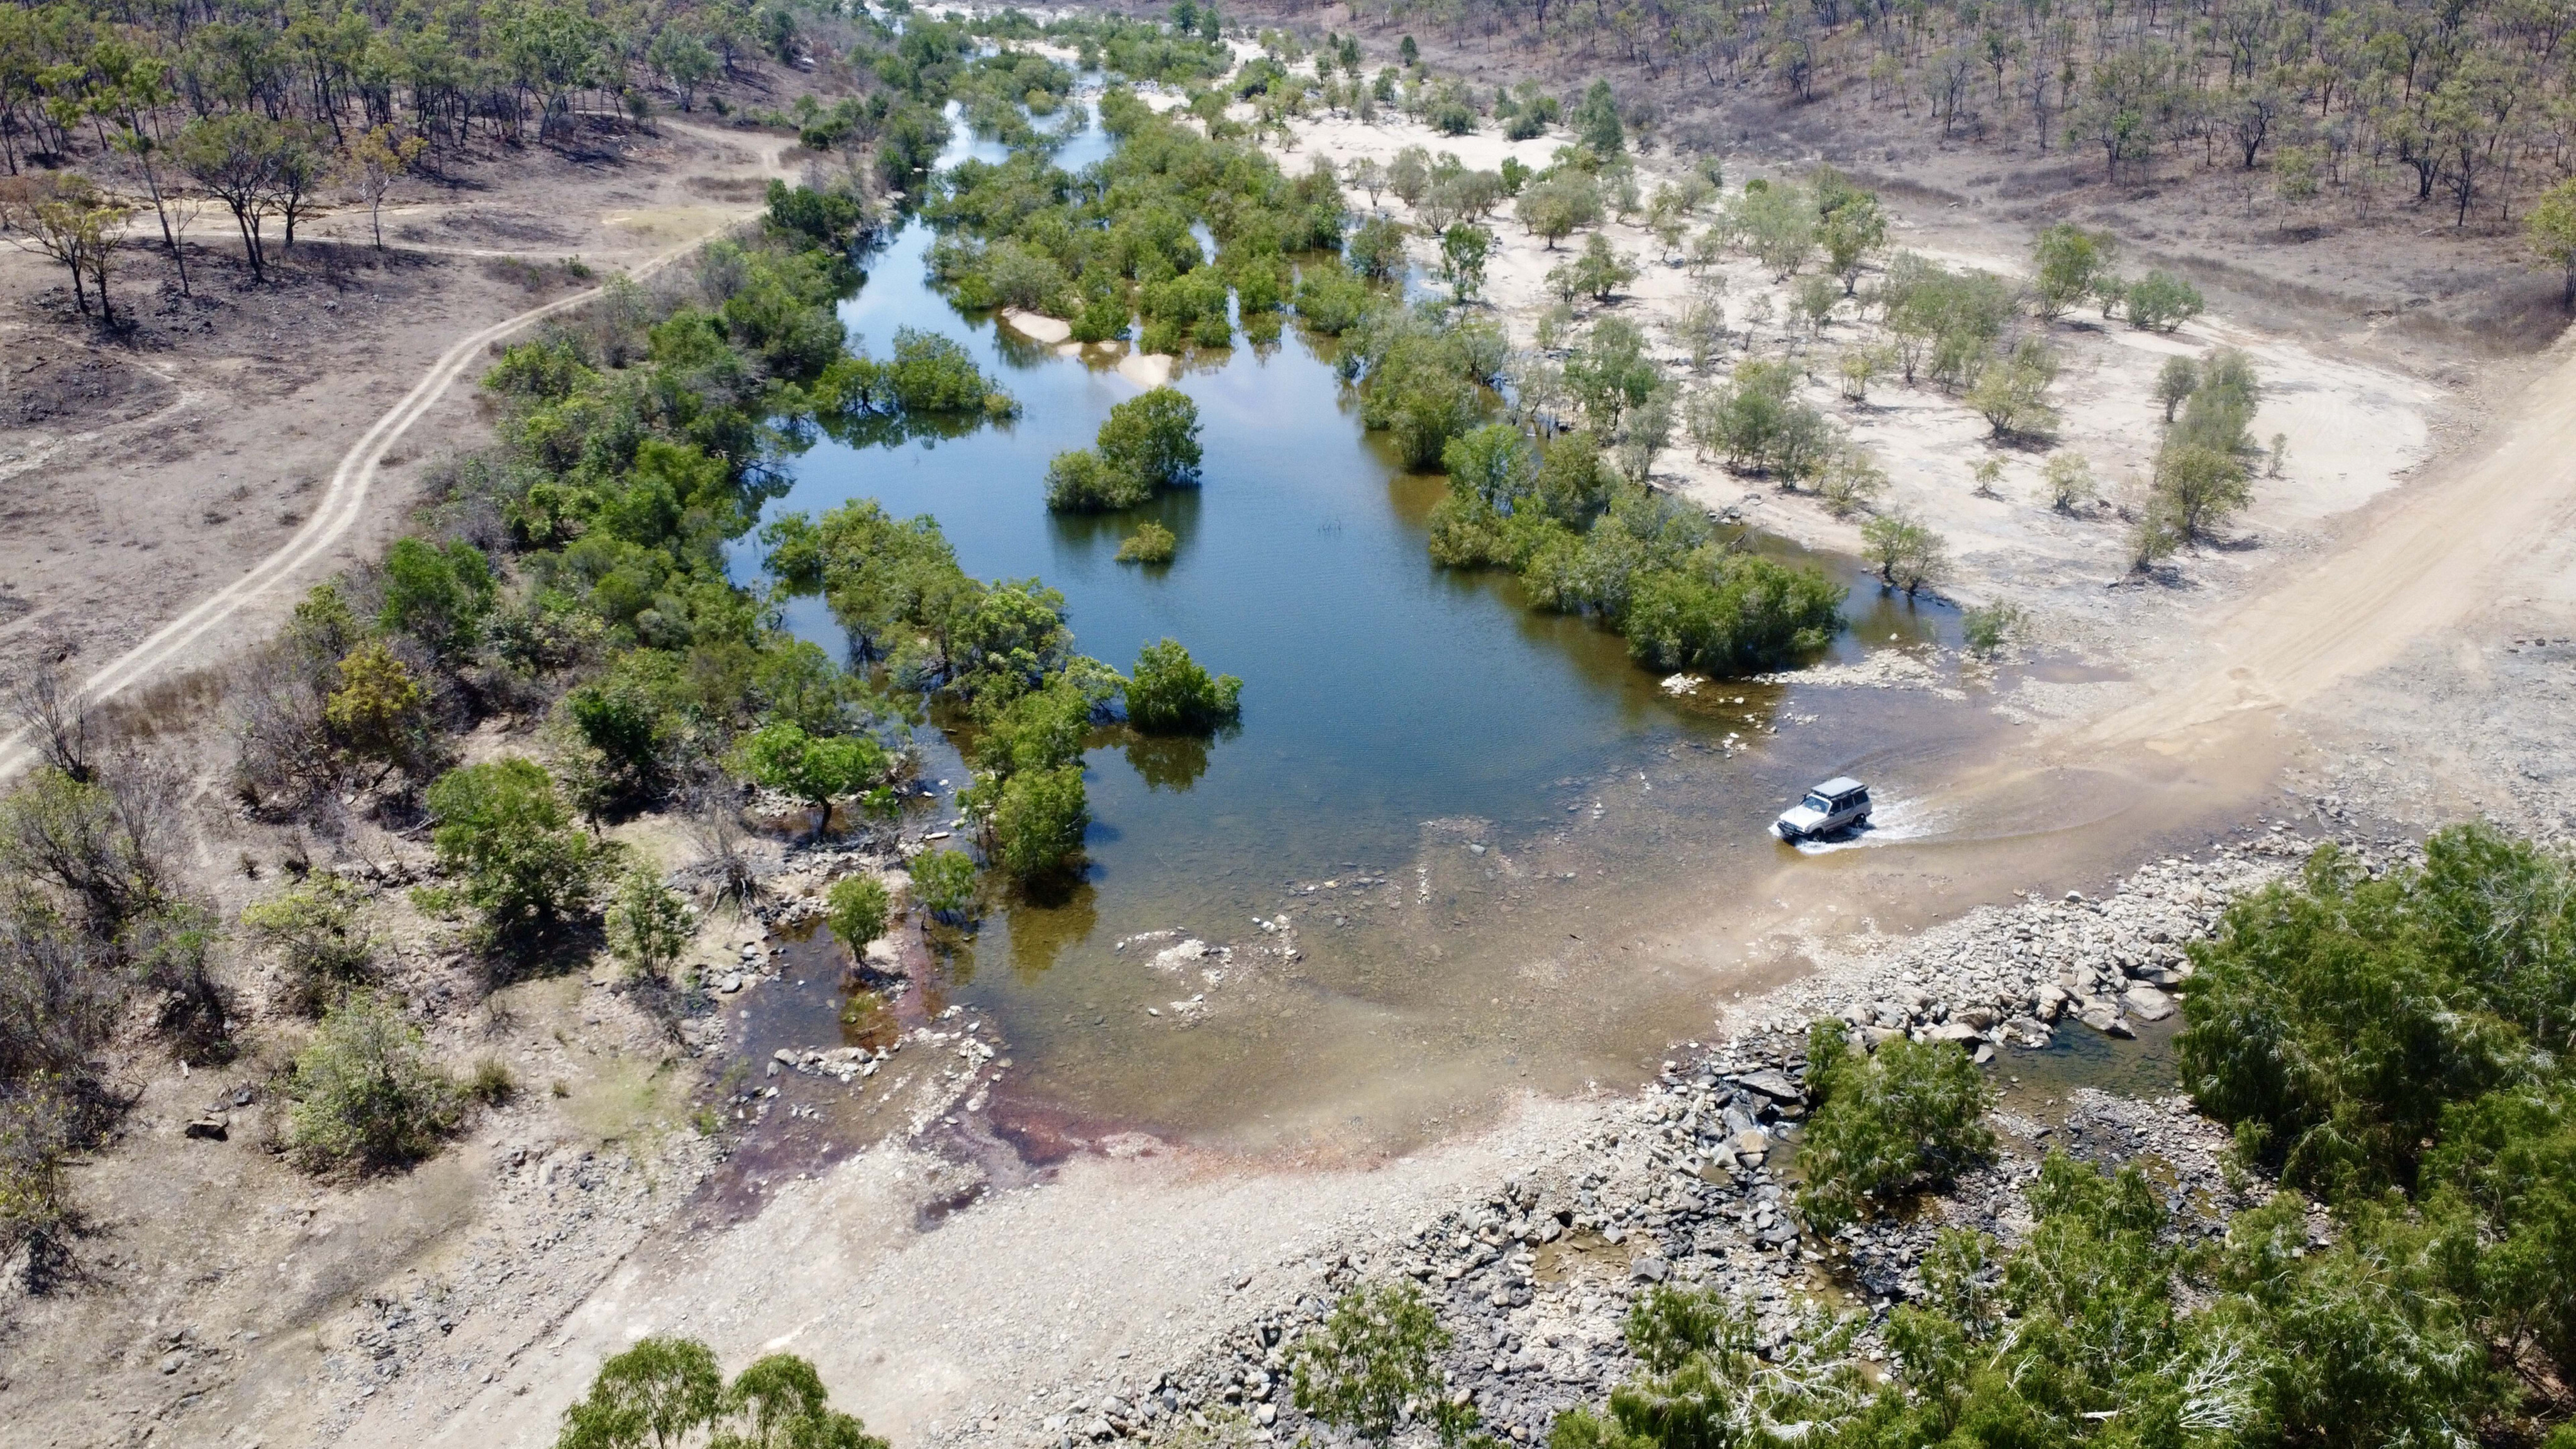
<box><xmin>731</xmin><ymin>102</ymin><xmax>2039</xmax><ymax>1155</ymax></box>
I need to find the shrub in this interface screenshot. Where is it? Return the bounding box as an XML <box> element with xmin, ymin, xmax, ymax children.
<box><xmin>2043</xmin><ymin>452</ymin><xmax>2097</xmax><ymax>511</ymax></box>
<box><xmin>425</xmin><ymin>758</ymin><xmax>616</xmax><ymax>948</ymax></box>
<box><xmin>2124</xmin><ymin>269</ymin><xmax>2204</xmax><ymax>332</ymax></box>
<box><xmin>604</xmin><ymin>869</ymin><xmax>692</xmax><ymax>984</ymax></box>
<box><xmin>1795</xmin><ymin>1023</ymin><xmax>1996</xmax><ymax>1231</ymax></box>
<box><xmin>1125</xmin><ymin>639</ymin><xmax>1243</xmax><ymax>733</ymax></box>
<box><xmin>1115</xmin><ymin>521</ymin><xmax>1179</xmax><ymax>564</ymax></box>
<box><xmin>2152</xmin><ymin>441</ymin><xmax>2252</xmax><ymax>541</ymax></box>
<box><xmin>1622</xmin><ymin>553</ymin><xmax>1846</xmax><ymax>675</ymax></box>
<box><xmin>0</xmin><ymin>1075</ymin><xmax>83</xmax><ymax>1289</ymax></box>
<box><xmin>908</xmin><ymin>849</ymin><xmax>980</xmax><ymax>923</ymax></box>
<box><xmin>0</xmin><ymin>765</ymin><xmax>176</xmax><ymax>937</ymax></box>
<box><xmin>378</xmin><ymin>536</ymin><xmax>495</xmax><ymax>659</ymax></box>
<box><xmin>241</xmin><ymin>874</ymin><xmax>375</xmax><ymax>1014</ymax></box>
<box><xmin>323</xmin><ymin>640</ymin><xmax>430</xmax><ymax>786</ymax></box>
<box><xmin>283</xmin><ymin>990</ymin><xmax>462</xmax><ymax>1174</ymax></box>
<box><xmin>1346</xmin><ymin>215</ymin><xmax>1410</xmax><ymax>281</ymax></box>
<box><xmin>1860</xmin><ymin>512</ymin><xmax>1948</xmax><ymax>595</ymax></box>
<box><xmin>826</xmin><ymin>874</ymin><xmax>891</xmax><ymax>949</ymax></box>
<box><xmin>2031</xmin><ymin>222</ymin><xmax>2116</xmax><ymax>318</ymax></box>
<box><xmin>1965</xmin><ymin>337</ymin><xmax>2060</xmax><ymax>438</ymax></box>
<box><xmin>1043</xmin><ymin>449</ymin><xmax>1149</xmax><ymax>512</ymax></box>
<box><xmin>1962</xmin><ymin>599</ymin><xmax>2026</xmax><ymax>656</ymax></box>
<box><xmin>1292</xmin><ymin>1282</ymin><xmax>1470</xmax><ymax>1445</ymax></box>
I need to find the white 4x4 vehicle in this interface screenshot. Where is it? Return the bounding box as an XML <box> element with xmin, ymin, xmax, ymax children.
<box><xmin>1775</xmin><ymin>778</ymin><xmax>1871</xmax><ymax>841</ymax></box>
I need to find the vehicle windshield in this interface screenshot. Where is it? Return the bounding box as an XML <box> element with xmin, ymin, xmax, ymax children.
<box><xmin>1802</xmin><ymin>794</ymin><xmax>1835</xmax><ymax>812</ymax></box>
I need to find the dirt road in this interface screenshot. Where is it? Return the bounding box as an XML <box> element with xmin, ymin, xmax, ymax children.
<box><xmin>0</xmin><ymin>123</ymin><xmax>795</xmax><ymax>780</ymax></box>
<box><xmin>2074</xmin><ymin>334</ymin><xmax>2576</xmax><ymax>757</ymax></box>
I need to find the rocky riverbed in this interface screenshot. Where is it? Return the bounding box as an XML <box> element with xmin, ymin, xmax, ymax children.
<box><xmin>959</xmin><ymin>826</ymin><xmax>2372</xmax><ymax>1449</ymax></box>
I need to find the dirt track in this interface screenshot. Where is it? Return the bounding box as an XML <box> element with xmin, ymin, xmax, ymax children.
<box><xmin>0</xmin><ymin>121</ymin><xmax>794</xmax><ymax>780</ymax></box>
<box><xmin>2074</xmin><ymin>335</ymin><xmax>2576</xmax><ymax>754</ymax></box>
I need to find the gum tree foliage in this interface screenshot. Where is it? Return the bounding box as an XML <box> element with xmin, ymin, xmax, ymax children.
<box><xmin>1794</xmin><ymin>1022</ymin><xmax>1997</xmax><ymax>1232</ymax></box>
<box><xmin>555</xmin><ymin>1335</ymin><xmax>885</xmax><ymax>1449</ymax></box>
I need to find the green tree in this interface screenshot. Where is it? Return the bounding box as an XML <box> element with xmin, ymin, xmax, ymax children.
<box><xmin>1096</xmin><ymin>387</ymin><xmax>1203</xmax><ymax>492</ymax></box>
<box><xmin>1965</xmin><ymin>338</ymin><xmax>2061</xmax><ymax>438</ymax></box>
<box><xmin>425</xmin><ymin>758</ymin><xmax>614</xmax><ymax>947</ymax></box>
<box><xmin>825</xmin><ymin>875</ymin><xmax>891</xmax><ymax>950</ymax></box>
<box><xmin>731</xmin><ymin>723</ymin><xmax>888</xmax><ymax>838</ymax></box>
<box><xmin>1796</xmin><ymin>1023</ymin><xmax>1996</xmax><ymax>1231</ymax></box>
<box><xmin>1515</xmin><ymin>172</ymin><xmax>1600</xmax><ymax>249</ymax></box>
<box><xmin>2153</xmin><ymin>443</ymin><xmax>2251</xmax><ymax>541</ymax></box>
<box><xmin>2030</xmin><ymin>223</ymin><xmax>2116</xmax><ymax>319</ymax></box>
<box><xmin>990</xmin><ymin>765</ymin><xmax>1087</xmax><ymax>882</ymax></box>
<box><xmin>1043</xmin><ymin>449</ymin><xmax>1149</xmax><ymax>513</ymax></box>
<box><xmin>556</xmin><ymin>1336</ymin><xmax>724</xmax><ymax>1449</ymax></box>
<box><xmin>379</xmin><ymin>536</ymin><xmax>496</xmax><ymax>659</ymax></box>
<box><xmin>1125</xmin><ymin>639</ymin><xmax>1243</xmax><ymax>733</ymax></box>
<box><xmin>283</xmin><ymin>989</ymin><xmax>461</xmax><ymax>1174</ymax></box>
<box><xmin>1438</xmin><ymin>223</ymin><xmax>1491</xmax><ymax>302</ymax></box>
<box><xmin>173</xmin><ymin>112</ymin><xmax>287</xmax><ymax>281</ymax></box>
<box><xmin>1860</xmin><ymin>512</ymin><xmax>1949</xmax><ymax>596</ymax></box>
<box><xmin>1820</xmin><ymin>191</ymin><xmax>1887</xmax><ymax>294</ymax></box>
<box><xmin>1441</xmin><ymin>423</ymin><xmax>1536</xmax><ymax>509</ymax></box>
<box><xmin>323</xmin><ymin>640</ymin><xmax>429</xmax><ymax>786</ymax></box>
<box><xmin>2155</xmin><ymin>353</ymin><xmax>2201</xmax><ymax>422</ymax></box>
<box><xmin>2124</xmin><ymin>270</ymin><xmax>2204</xmax><ymax>332</ymax></box>
<box><xmin>1116</xmin><ymin>521</ymin><xmax>1179</xmax><ymax>564</ymax></box>
<box><xmin>1570</xmin><ymin>79</ymin><xmax>1623</xmax><ymax>153</ymax></box>
<box><xmin>2528</xmin><ymin>179</ymin><xmax>2576</xmax><ymax>308</ymax></box>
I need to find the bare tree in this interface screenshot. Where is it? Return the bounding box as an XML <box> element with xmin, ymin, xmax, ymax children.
<box><xmin>8</xmin><ymin>663</ymin><xmax>96</xmax><ymax>784</ymax></box>
<box><xmin>679</xmin><ymin>790</ymin><xmax>764</xmax><ymax>913</ymax></box>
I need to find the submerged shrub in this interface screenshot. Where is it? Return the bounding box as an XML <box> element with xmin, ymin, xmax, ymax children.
<box><xmin>909</xmin><ymin>849</ymin><xmax>980</xmax><ymax>923</ymax></box>
<box><xmin>1115</xmin><ymin>521</ymin><xmax>1179</xmax><ymax>564</ymax></box>
<box><xmin>1124</xmin><ymin>640</ymin><xmax>1243</xmax><ymax>733</ymax></box>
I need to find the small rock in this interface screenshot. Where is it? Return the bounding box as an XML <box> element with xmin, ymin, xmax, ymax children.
<box><xmin>1628</xmin><ymin>1255</ymin><xmax>1668</xmax><ymax>1283</ymax></box>
<box><xmin>183</xmin><ymin>1115</ymin><xmax>228</xmax><ymax>1141</ymax></box>
<box><xmin>158</xmin><ymin>1352</ymin><xmax>186</xmax><ymax>1375</ymax></box>
<box><xmin>719</xmin><ymin>972</ymin><xmax>745</xmax><ymax>994</ymax></box>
